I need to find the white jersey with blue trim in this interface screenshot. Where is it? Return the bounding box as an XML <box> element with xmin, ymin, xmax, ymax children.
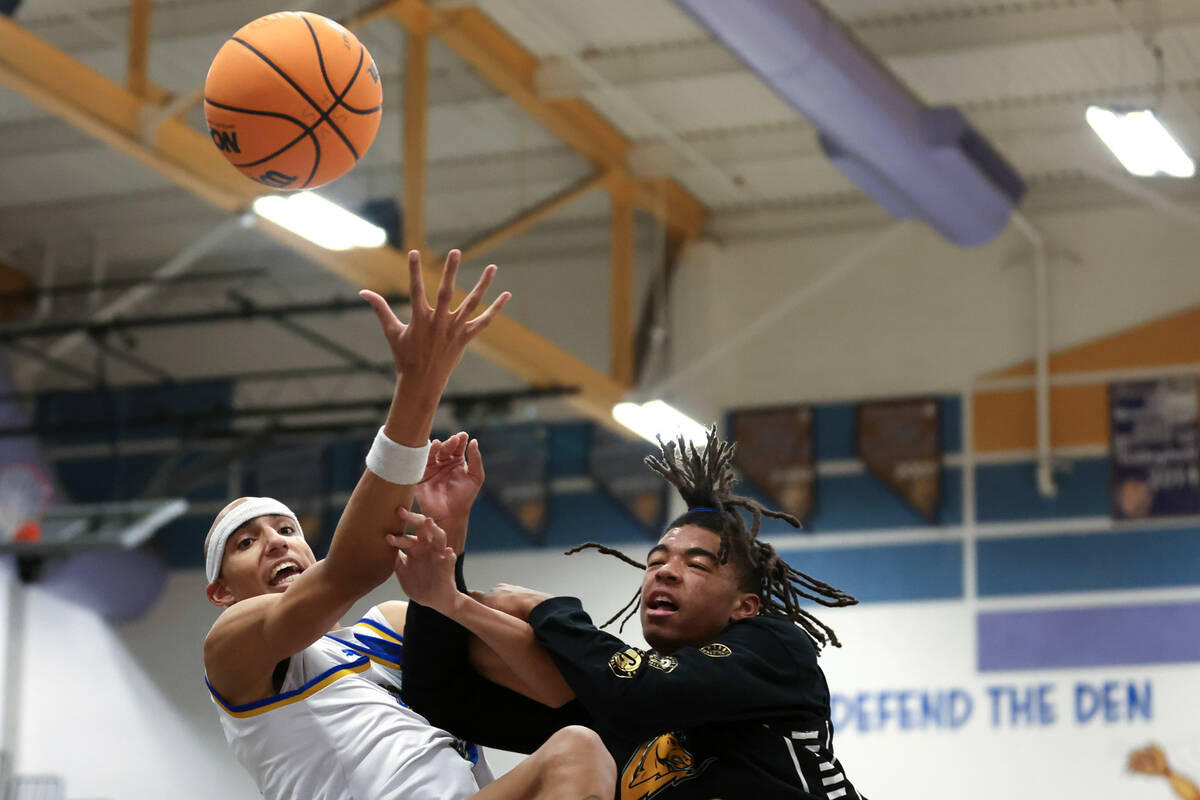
<box><xmin>208</xmin><ymin>605</ymin><xmax>491</xmax><ymax>800</ymax></box>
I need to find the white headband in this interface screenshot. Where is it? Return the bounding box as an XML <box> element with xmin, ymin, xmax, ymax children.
<box><xmin>206</xmin><ymin>497</ymin><xmax>303</xmax><ymax>583</ymax></box>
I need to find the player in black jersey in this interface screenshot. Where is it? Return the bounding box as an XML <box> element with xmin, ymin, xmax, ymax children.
<box><xmin>392</xmin><ymin>427</ymin><xmax>867</xmax><ymax>800</ymax></box>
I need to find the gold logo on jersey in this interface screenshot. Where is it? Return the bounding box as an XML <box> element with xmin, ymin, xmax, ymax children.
<box><xmin>647</xmin><ymin>652</ymin><xmax>678</xmax><ymax>673</ymax></box>
<box><xmin>620</xmin><ymin>733</ymin><xmax>713</xmax><ymax>800</ymax></box>
<box><xmin>700</xmin><ymin>642</ymin><xmax>731</xmax><ymax>658</ymax></box>
<box><xmin>609</xmin><ymin>647</ymin><xmax>644</xmax><ymax>678</ymax></box>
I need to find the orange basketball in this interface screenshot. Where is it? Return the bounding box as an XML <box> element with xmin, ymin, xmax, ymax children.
<box><xmin>204</xmin><ymin>11</ymin><xmax>383</xmax><ymax>191</ymax></box>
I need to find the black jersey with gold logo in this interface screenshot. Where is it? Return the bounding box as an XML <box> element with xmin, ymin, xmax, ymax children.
<box><xmin>401</xmin><ymin>596</ymin><xmax>863</xmax><ymax>800</ymax></box>
<box><xmin>528</xmin><ymin>597</ymin><xmax>863</xmax><ymax>800</ymax></box>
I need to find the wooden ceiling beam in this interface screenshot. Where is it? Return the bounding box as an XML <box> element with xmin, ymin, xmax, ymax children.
<box><xmin>388</xmin><ymin>2</ymin><xmax>709</xmax><ymax>240</ymax></box>
<box><xmin>125</xmin><ymin>0</ymin><xmax>152</xmax><ymax>98</ymax></box>
<box><xmin>0</xmin><ymin>14</ymin><xmax>630</xmax><ymax>431</ymax></box>
<box><xmin>609</xmin><ymin>184</ymin><xmax>635</xmax><ymax>386</ymax></box>
<box><xmin>460</xmin><ymin>171</ymin><xmax>610</xmax><ymax>264</ymax></box>
<box><xmin>402</xmin><ymin>28</ymin><xmax>430</xmax><ymax>254</ymax></box>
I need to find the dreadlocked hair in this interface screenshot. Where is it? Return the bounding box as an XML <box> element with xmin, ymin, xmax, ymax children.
<box><xmin>568</xmin><ymin>426</ymin><xmax>858</xmax><ymax>651</ymax></box>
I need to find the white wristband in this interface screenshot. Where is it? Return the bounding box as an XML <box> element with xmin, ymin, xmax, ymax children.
<box><xmin>366</xmin><ymin>427</ymin><xmax>431</xmax><ymax>485</ymax></box>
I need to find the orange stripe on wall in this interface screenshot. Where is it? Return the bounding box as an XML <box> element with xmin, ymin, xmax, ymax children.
<box><xmin>986</xmin><ymin>305</ymin><xmax>1200</xmax><ymax>379</ymax></box>
<box><xmin>974</xmin><ymin>304</ymin><xmax>1200</xmax><ymax>452</ymax></box>
<box><xmin>973</xmin><ymin>385</ymin><xmax>1110</xmax><ymax>452</ymax></box>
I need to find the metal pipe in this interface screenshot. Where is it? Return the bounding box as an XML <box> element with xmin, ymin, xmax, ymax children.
<box><xmin>961</xmin><ymin>384</ymin><xmax>978</xmax><ymax>600</ymax></box>
<box><xmin>0</xmin><ymin>363</ymin><xmax>387</xmax><ymax>404</ymax></box>
<box><xmin>138</xmin><ymin>83</ymin><xmax>205</xmax><ymax>143</ymax></box>
<box><xmin>34</xmin><ymin>241</ymin><xmax>55</xmax><ymax>321</ymax></box>
<box><xmin>0</xmin><ymin>292</ymin><xmax>408</xmax><ymax>341</ymax></box>
<box><xmin>89</xmin><ymin>236</ymin><xmax>106</xmax><ymax>311</ymax></box>
<box><xmin>1011</xmin><ymin>210</ymin><xmax>1057</xmax><ymax>498</ymax></box>
<box><xmin>15</xmin><ymin>216</ymin><xmax>248</xmax><ymax>385</ymax></box>
<box><xmin>227</xmin><ymin>291</ymin><xmax>391</xmax><ymax>378</ymax></box>
<box><xmin>0</xmin><ymin>341</ymin><xmax>95</xmax><ymax>385</ymax></box>
<box><xmin>0</xmin><ymin>385</ymin><xmax>578</xmax><ymax>437</ymax></box>
<box><xmin>0</xmin><ymin>267</ymin><xmax>266</xmax><ymax>305</ymax></box>
<box><xmin>1</xmin><ymin>566</ymin><xmax>26</xmax><ymax>770</ymax></box>
<box><xmin>85</xmin><ymin>333</ymin><xmax>174</xmax><ymax>383</ymax></box>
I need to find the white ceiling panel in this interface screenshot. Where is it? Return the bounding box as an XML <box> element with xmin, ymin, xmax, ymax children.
<box><xmin>425</xmin><ymin>98</ymin><xmax>561</xmax><ymax>159</ymax></box>
<box><xmin>0</xmin><ymin>148</ymin><xmax>174</xmax><ymax>206</ymax></box>
<box><xmin>482</xmin><ymin>0</ymin><xmax>704</xmax><ymax>56</ymax></box>
<box><xmin>5</xmin><ymin>0</ymin><xmax>1200</xmax><ymax>407</ymax></box>
<box><xmin>589</xmin><ymin>73</ymin><xmax>797</xmax><ymax>139</ymax></box>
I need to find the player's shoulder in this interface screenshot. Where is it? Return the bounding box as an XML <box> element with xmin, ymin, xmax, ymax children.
<box><xmin>368</xmin><ymin>601</ymin><xmax>408</xmax><ymax>638</ymax></box>
<box><xmin>730</xmin><ymin>613</ymin><xmax>819</xmax><ymax>662</ymax></box>
<box><xmin>205</xmin><ymin>593</ymin><xmax>279</xmax><ymax>653</ymax></box>
<box><xmin>204</xmin><ymin>594</ymin><xmax>289</xmax><ymax>703</ymax></box>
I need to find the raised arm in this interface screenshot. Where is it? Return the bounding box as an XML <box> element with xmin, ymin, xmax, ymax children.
<box><xmin>205</xmin><ymin>250</ymin><xmax>509</xmax><ymax>702</ymax></box>
<box><xmin>327</xmin><ymin>251</ymin><xmax>506</xmax><ymax>589</ymax></box>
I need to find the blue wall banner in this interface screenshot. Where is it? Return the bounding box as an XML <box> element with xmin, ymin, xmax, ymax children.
<box><xmin>1110</xmin><ymin>378</ymin><xmax>1200</xmax><ymax>518</ymax></box>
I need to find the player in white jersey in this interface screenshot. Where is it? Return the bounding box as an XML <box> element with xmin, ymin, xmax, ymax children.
<box><xmin>202</xmin><ymin>250</ymin><xmax>615</xmax><ymax>800</ymax></box>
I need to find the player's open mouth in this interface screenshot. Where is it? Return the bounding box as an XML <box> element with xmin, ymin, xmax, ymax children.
<box><xmin>269</xmin><ymin>561</ymin><xmax>303</xmax><ymax>587</ymax></box>
<box><xmin>645</xmin><ymin>593</ymin><xmax>678</xmax><ymax>617</ymax></box>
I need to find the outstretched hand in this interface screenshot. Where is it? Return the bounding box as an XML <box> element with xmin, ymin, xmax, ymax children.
<box><xmin>414</xmin><ymin>432</ymin><xmax>485</xmax><ymax>536</ymax></box>
<box><xmin>359</xmin><ymin>249</ymin><xmax>510</xmax><ymax>391</ymax></box>
<box><xmin>388</xmin><ymin>509</ymin><xmax>461</xmax><ymax>615</ymax></box>
<box><xmin>1129</xmin><ymin>744</ymin><xmax>1170</xmax><ymax>776</ymax></box>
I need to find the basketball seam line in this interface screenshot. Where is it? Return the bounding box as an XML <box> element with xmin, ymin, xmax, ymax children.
<box><xmin>211</xmin><ymin>106</ymin><xmax>320</xmax><ymax>174</ymax></box>
<box><xmin>305</xmin><ymin>132</ymin><xmax>323</xmax><ymax>188</ymax></box>
<box><xmin>301</xmin><ymin>16</ymin><xmax>375</xmax><ymax>117</ymax></box>
<box><xmin>231</xmin><ymin>35</ymin><xmax>360</xmax><ymax>163</ymax></box>
<box><xmin>301</xmin><ymin>22</ymin><xmax>378</xmax><ymax>119</ymax></box>
<box><xmin>295</xmin><ymin>36</ymin><xmax>362</xmax><ymax>187</ymax></box>
<box><xmin>204</xmin><ymin>98</ymin><xmax>307</xmax><ymax>127</ymax></box>
<box><xmin>203</xmin><ymin>98</ymin><xmax>322</xmax><ymax>179</ymax></box>
<box><xmin>289</xmin><ymin>22</ymin><xmax>368</xmax><ymax>187</ymax></box>
<box><xmin>330</xmin><ymin>50</ymin><xmax>379</xmax><ymax>115</ymax></box>
<box><xmin>232</xmin><ymin>33</ymin><xmax>353</xmax><ymax>171</ymax></box>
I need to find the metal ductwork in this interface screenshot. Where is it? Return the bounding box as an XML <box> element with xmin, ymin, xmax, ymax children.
<box><xmin>675</xmin><ymin>0</ymin><xmax>1025</xmax><ymax>246</ymax></box>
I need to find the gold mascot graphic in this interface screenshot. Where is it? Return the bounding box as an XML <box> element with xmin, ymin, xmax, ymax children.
<box><xmin>620</xmin><ymin>733</ymin><xmax>713</xmax><ymax>800</ymax></box>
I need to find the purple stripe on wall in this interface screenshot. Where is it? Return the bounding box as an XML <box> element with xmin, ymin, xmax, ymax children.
<box><xmin>977</xmin><ymin>602</ymin><xmax>1200</xmax><ymax>672</ymax></box>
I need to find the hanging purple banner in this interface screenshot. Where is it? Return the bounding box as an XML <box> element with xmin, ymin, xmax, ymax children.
<box><xmin>1110</xmin><ymin>378</ymin><xmax>1200</xmax><ymax>519</ymax></box>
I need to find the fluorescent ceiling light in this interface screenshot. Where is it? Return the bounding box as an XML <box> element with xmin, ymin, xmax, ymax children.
<box><xmin>252</xmin><ymin>192</ymin><xmax>388</xmax><ymax>250</ymax></box>
<box><xmin>612</xmin><ymin>400</ymin><xmax>708</xmax><ymax>448</ymax></box>
<box><xmin>1085</xmin><ymin>106</ymin><xmax>1195</xmax><ymax>178</ymax></box>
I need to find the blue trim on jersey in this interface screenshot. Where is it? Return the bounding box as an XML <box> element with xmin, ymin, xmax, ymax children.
<box><xmin>355</xmin><ymin>616</ymin><xmax>404</xmax><ymax>643</ymax></box>
<box><xmin>326</xmin><ymin>632</ymin><xmax>404</xmax><ymax>669</ymax></box>
<box><xmin>206</xmin><ymin>654</ymin><xmax>371</xmax><ymax>715</ymax></box>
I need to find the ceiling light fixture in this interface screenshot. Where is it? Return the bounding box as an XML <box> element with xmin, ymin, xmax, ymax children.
<box><xmin>1085</xmin><ymin>106</ymin><xmax>1195</xmax><ymax>178</ymax></box>
<box><xmin>252</xmin><ymin>192</ymin><xmax>388</xmax><ymax>251</ymax></box>
<box><xmin>612</xmin><ymin>400</ymin><xmax>709</xmax><ymax>448</ymax></box>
